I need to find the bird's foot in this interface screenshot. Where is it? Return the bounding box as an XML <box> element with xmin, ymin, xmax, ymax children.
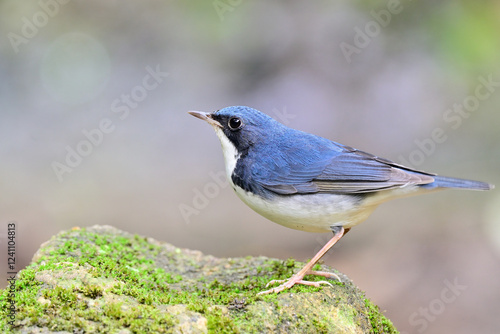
<box><xmin>257</xmin><ymin>272</ymin><xmax>337</xmax><ymax>295</ymax></box>
<box><xmin>257</xmin><ymin>228</ymin><xmax>345</xmax><ymax>295</ymax></box>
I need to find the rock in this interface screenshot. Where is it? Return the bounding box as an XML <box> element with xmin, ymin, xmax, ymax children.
<box><xmin>0</xmin><ymin>225</ymin><xmax>398</xmax><ymax>333</ymax></box>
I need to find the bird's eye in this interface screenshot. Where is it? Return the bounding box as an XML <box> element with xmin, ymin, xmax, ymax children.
<box><xmin>228</xmin><ymin>117</ymin><xmax>243</xmax><ymax>130</ymax></box>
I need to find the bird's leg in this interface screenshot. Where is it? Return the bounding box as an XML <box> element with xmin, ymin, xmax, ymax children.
<box><xmin>307</xmin><ymin>227</ymin><xmax>350</xmax><ymax>280</ymax></box>
<box><xmin>257</xmin><ymin>226</ymin><xmax>347</xmax><ymax>295</ymax></box>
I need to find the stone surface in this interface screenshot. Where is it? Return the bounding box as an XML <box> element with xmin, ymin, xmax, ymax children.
<box><xmin>0</xmin><ymin>225</ymin><xmax>398</xmax><ymax>333</ymax></box>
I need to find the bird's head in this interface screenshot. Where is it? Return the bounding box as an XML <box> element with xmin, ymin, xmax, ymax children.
<box><xmin>188</xmin><ymin>106</ymin><xmax>280</xmax><ymax>156</ymax></box>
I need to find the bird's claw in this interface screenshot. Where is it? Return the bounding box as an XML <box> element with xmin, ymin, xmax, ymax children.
<box><xmin>264</xmin><ymin>279</ymin><xmax>286</xmax><ymax>288</ymax></box>
<box><xmin>307</xmin><ymin>270</ymin><xmax>342</xmax><ymax>282</ymax></box>
<box><xmin>257</xmin><ymin>277</ymin><xmax>333</xmax><ymax>295</ymax></box>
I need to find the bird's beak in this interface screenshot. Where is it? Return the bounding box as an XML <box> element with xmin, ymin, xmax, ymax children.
<box><xmin>188</xmin><ymin>111</ymin><xmax>222</xmax><ymax>128</ymax></box>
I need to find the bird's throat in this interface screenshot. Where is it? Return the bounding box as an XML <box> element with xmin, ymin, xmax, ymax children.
<box><xmin>213</xmin><ymin>127</ymin><xmax>240</xmax><ymax>184</ymax></box>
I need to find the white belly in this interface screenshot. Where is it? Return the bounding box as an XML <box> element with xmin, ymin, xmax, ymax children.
<box><xmin>232</xmin><ymin>182</ymin><xmax>431</xmax><ymax>233</ymax></box>
<box><xmin>232</xmin><ymin>185</ymin><xmax>378</xmax><ymax>232</ymax></box>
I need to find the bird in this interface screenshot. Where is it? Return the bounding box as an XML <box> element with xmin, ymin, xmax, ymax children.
<box><xmin>188</xmin><ymin>106</ymin><xmax>493</xmax><ymax>295</ymax></box>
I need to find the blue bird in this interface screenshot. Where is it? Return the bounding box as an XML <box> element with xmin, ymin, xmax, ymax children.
<box><xmin>188</xmin><ymin>106</ymin><xmax>493</xmax><ymax>295</ymax></box>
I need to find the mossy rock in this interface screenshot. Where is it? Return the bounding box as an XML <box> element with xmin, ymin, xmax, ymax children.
<box><xmin>0</xmin><ymin>225</ymin><xmax>398</xmax><ymax>333</ymax></box>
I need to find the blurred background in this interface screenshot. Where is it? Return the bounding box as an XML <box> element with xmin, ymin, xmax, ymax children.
<box><xmin>1</xmin><ymin>0</ymin><xmax>499</xmax><ymax>333</ymax></box>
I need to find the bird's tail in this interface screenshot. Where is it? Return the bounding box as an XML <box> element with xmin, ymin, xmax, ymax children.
<box><xmin>429</xmin><ymin>175</ymin><xmax>494</xmax><ymax>191</ymax></box>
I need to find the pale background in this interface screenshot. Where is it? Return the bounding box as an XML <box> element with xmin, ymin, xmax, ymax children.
<box><xmin>1</xmin><ymin>1</ymin><xmax>500</xmax><ymax>333</ymax></box>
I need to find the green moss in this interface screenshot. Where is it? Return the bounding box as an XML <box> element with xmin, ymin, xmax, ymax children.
<box><xmin>78</xmin><ymin>284</ymin><xmax>103</xmax><ymax>298</ymax></box>
<box><xmin>206</xmin><ymin>306</ymin><xmax>239</xmax><ymax>333</ymax></box>
<box><xmin>0</xmin><ymin>226</ymin><xmax>397</xmax><ymax>333</ymax></box>
<box><xmin>0</xmin><ymin>228</ymin><xmax>180</xmax><ymax>332</ymax></box>
<box><xmin>364</xmin><ymin>298</ymin><xmax>398</xmax><ymax>334</ymax></box>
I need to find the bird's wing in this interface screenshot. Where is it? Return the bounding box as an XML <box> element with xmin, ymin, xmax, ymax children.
<box><xmin>257</xmin><ymin>141</ymin><xmax>435</xmax><ymax>195</ymax></box>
